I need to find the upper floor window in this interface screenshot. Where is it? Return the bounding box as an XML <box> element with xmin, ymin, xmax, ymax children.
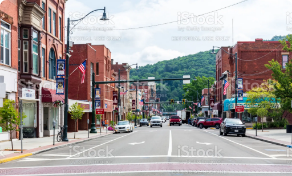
<box><xmin>48</xmin><ymin>8</ymin><xmax>52</xmax><ymax>33</ymax></box>
<box><xmin>18</xmin><ymin>39</ymin><xmax>21</xmax><ymax>71</ymax></box>
<box><xmin>96</xmin><ymin>62</ymin><xmax>99</xmax><ymax>75</ymax></box>
<box><xmin>42</xmin><ymin>48</ymin><xmax>45</xmax><ymax>77</ymax></box>
<box><xmin>32</xmin><ymin>31</ymin><xmax>39</xmax><ymax>75</ymax></box>
<box><xmin>59</xmin><ymin>17</ymin><xmax>62</xmax><ymax>40</ymax></box>
<box><xmin>49</xmin><ymin>48</ymin><xmax>56</xmax><ymax>79</ymax></box>
<box><xmin>0</xmin><ymin>20</ymin><xmax>11</xmax><ymax>66</ymax></box>
<box><xmin>53</xmin><ymin>12</ymin><xmax>56</xmax><ymax>36</ymax></box>
<box><xmin>282</xmin><ymin>55</ymin><xmax>289</xmax><ymax>68</ymax></box>
<box><xmin>23</xmin><ymin>41</ymin><xmax>29</xmax><ymax>73</ymax></box>
<box><xmin>42</xmin><ymin>2</ymin><xmax>45</xmax><ymax>29</ymax></box>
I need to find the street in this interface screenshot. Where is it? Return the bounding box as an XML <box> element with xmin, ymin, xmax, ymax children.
<box><xmin>0</xmin><ymin>122</ymin><xmax>292</xmax><ymax>175</ymax></box>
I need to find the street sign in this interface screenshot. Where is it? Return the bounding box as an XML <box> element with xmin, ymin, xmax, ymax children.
<box><xmin>183</xmin><ymin>75</ymin><xmax>190</xmax><ymax>84</ymax></box>
<box><xmin>235</xmin><ymin>105</ymin><xmax>244</xmax><ymax>113</ymax></box>
<box><xmin>96</xmin><ymin>109</ymin><xmax>104</xmax><ymax>114</ymax></box>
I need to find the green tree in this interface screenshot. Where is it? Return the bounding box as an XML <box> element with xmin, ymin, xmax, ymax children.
<box><xmin>126</xmin><ymin>112</ymin><xmax>133</xmax><ymax>122</ymax></box>
<box><xmin>257</xmin><ymin>108</ymin><xmax>268</xmax><ymax>132</ymax></box>
<box><xmin>0</xmin><ymin>99</ymin><xmax>26</xmax><ymax>150</ymax></box>
<box><xmin>96</xmin><ymin>114</ymin><xmax>102</xmax><ymax>128</ymax></box>
<box><xmin>69</xmin><ymin>102</ymin><xmax>85</xmax><ymax>139</ymax></box>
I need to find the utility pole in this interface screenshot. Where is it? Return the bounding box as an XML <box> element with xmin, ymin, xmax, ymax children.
<box><xmin>90</xmin><ymin>72</ymin><xmax>97</xmax><ymax>133</ymax></box>
<box><xmin>135</xmin><ymin>83</ymin><xmax>138</xmax><ymax>126</ymax></box>
<box><xmin>208</xmin><ymin>79</ymin><xmax>210</xmax><ymax>118</ymax></box>
<box><xmin>235</xmin><ymin>53</ymin><xmax>238</xmax><ymax>119</ymax></box>
<box><xmin>118</xmin><ymin>69</ymin><xmax>120</xmax><ymax>122</ymax></box>
<box><xmin>196</xmin><ymin>90</ymin><xmax>198</xmax><ymax>116</ymax></box>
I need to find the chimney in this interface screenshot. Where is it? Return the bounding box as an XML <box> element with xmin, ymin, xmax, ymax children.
<box><xmin>255</xmin><ymin>38</ymin><xmax>263</xmax><ymax>42</ymax></box>
<box><xmin>111</xmin><ymin>59</ymin><xmax>113</xmax><ymax>65</ymax></box>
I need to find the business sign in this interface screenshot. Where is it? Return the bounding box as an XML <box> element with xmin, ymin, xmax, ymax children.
<box><xmin>95</xmin><ymin>88</ymin><xmax>101</xmax><ymax>99</ymax></box>
<box><xmin>113</xmin><ymin>91</ymin><xmax>118</xmax><ymax>105</ymax></box>
<box><xmin>132</xmin><ymin>100</ymin><xmax>136</xmax><ymax>110</ymax></box>
<box><xmin>213</xmin><ymin>110</ymin><xmax>218</xmax><ymax>115</ymax></box>
<box><xmin>56</xmin><ymin>78</ymin><xmax>64</xmax><ymax>95</ymax></box>
<box><xmin>235</xmin><ymin>105</ymin><xmax>244</xmax><ymax>113</ymax></box>
<box><xmin>238</xmin><ymin>78</ymin><xmax>243</xmax><ymax>89</ymax></box>
<box><xmin>22</xmin><ymin>88</ymin><xmax>35</xmax><ymax>99</ymax></box>
<box><xmin>95</xmin><ymin>100</ymin><xmax>101</xmax><ymax>109</ymax></box>
<box><xmin>238</xmin><ymin>90</ymin><xmax>243</xmax><ymax>101</ymax></box>
<box><xmin>57</xmin><ymin>59</ymin><xmax>65</xmax><ymax>76</ymax></box>
<box><xmin>96</xmin><ymin>108</ymin><xmax>104</xmax><ymax>114</ymax></box>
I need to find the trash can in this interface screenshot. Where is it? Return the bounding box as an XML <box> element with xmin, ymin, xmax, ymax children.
<box><xmin>287</xmin><ymin>125</ymin><xmax>292</xmax><ymax>133</ymax></box>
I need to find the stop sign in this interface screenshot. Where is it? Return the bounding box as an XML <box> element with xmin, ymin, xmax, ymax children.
<box><xmin>235</xmin><ymin>105</ymin><xmax>244</xmax><ymax>113</ymax></box>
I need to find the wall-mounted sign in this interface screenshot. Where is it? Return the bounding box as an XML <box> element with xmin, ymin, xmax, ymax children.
<box><xmin>56</xmin><ymin>78</ymin><xmax>65</xmax><ymax>95</ymax></box>
<box><xmin>113</xmin><ymin>91</ymin><xmax>118</xmax><ymax>105</ymax></box>
<box><xmin>57</xmin><ymin>59</ymin><xmax>65</xmax><ymax>76</ymax></box>
<box><xmin>96</xmin><ymin>109</ymin><xmax>104</xmax><ymax>114</ymax></box>
<box><xmin>22</xmin><ymin>88</ymin><xmax>35</xmax><ymax>99</ymax></box>
<box><xmin>95</xmin><ymin>88</ymin><xmax>101</xmax><ymax>99</ymax></box>
<box><xmin>238</xmin><ymin>78</ymin><xmax>243</xmax><ymax>89</ymax></box>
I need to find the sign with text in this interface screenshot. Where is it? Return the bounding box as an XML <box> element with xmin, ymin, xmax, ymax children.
<box><xmin>22</xmin><ymin>88</ymin><xmax>35</xmax><ymax>99</ymax></box>
<box><xmin>95</xmin><ymin>100</ymin><xmax>101</xmax><ymax>109</ymax></box>
<box><xmin>132</xmin><ymin>100</ymin><xmax>136</xmax><ymax>110</ymax></box>
<box><xmin>95</xmin><ymin>88</ymin><xmax>101</xmax><ymax>99</ymax></box>
<box><xmin>96</xmin><ymin>108</ymin><xmax>104</xmax><ymax>114</ymax></box>
<box><xmin>56</xmin><ymin>78</ymin><xmax>64</xmax><ymax>95</ymax></box>
<box><xmin>238</xmin><ymin>78</ymin><xmax>243</xmax><ymax>89</ymax></box>
<box><xmin>113</xmin><ymin>91</ymin><xmax>118</xmax><ymax>105</ymax></box>
<box><xmin>57</xmin><ymin>59</ymin><xmax>65</xmax><ymax>76</ymax></box>
<box><xmin>235</xmin><ymin>105</ymin><xmax>244</xmax><ymax>113</ymax></box>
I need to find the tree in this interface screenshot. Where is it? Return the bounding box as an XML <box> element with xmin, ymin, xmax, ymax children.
<box><xmin>126</xmin><ymin>112</ymin><xmax>133</xmax><ymax>122</ymax></box>
<box><xmin>257</xmin><ymin>108</ymin><xmax>268</xmax><ymax>132</ymax></box>
<box><xmin>0</xmin><ymin>99</ymin><xmax>26</xmax><ymax>151</ymax></box>
<box><xmin>96</xmin><ymin>114</ymin><xmax>102</xmax><ymax>128</ymax></box>
<box><xmin>69</xmin><ymin>102</ymin><xmax>84</xmax><ymax>139</ymax></box>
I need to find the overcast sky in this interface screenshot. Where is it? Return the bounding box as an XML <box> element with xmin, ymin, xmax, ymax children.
<box><xmin>65</xmin><ymin>0</ymin><xmax>292</xmax><ymax>66</ymax></box>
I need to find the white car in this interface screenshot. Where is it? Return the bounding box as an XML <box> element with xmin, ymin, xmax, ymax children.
<box><xmin>114</xmin><ymin>121</ymin><xmax>133</xmax><ymax>133</ymax></box>
<box><xmin>150</xmin><ymin>116</ymin><xmax>163</xmax><ymax>127</ymax></box>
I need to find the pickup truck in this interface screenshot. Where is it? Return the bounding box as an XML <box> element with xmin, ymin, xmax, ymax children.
<box><xmin>169</xmin><ymin>115</ymin><xmax>182</xmax><ymax>126</ymax></box>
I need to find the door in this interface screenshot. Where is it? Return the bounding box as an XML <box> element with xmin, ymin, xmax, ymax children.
<box><xmin>205</xmin><ymin>119</ymin><xmax>212</xmax><ymax>127</ymax></box>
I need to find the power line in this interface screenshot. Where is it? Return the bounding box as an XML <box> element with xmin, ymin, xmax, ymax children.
<box><xmin>113</xmin><ymin>0</ymin><xmax>248</xmax><ymax>31</ymax></box>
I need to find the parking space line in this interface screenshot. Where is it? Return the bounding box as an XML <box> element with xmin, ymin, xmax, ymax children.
<box><xmin>168</xmin><ymin>130</ymin><xmax>172</xmax><ymax>156</ymax></box>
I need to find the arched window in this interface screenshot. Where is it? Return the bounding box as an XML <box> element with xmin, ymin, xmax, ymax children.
<box><xmin>49</xmin><ymin>48</ymin><xmax>56</xmax><ymax>79</ymax></box>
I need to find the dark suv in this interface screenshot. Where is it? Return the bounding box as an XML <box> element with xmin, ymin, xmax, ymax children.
<box><xmin>219</xmin><ymin>118</ymin><xmax>246</xmax><ymax>137</ymax></box>
<box><xmin>197</xmin><ymin>118</ymin><xmax>223</xmax><ymax>129</ymax></box>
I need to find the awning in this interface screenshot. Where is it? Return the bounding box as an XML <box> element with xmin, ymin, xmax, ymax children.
<box><xmin>42</xmin><ymin>88</ymin><xmax>64</xmax><ymax>102</ymax></box>
<box><xmin>223</xmin><ymin>97</ymin><xmax>278</xmax><ymax>111</ymax></box>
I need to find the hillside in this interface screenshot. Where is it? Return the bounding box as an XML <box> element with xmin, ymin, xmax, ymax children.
<box><xmin>130</xmin><ymin>51</ymin><xmax>216</xmax><ymax>101</ymax></box>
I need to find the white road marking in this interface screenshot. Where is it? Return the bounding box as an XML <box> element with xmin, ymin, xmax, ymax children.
<box><xmin>168</xmin><ymin>130</ymin><xmax>172</xmax><ymax>156</ymax></box>
<box><xmin>41</xmin><ymin>154</ymin><xmax>71</xmax><ymax>157</ymax></box>
<box><xmin>196</xmin><ymin>142</ymin><xmax>212</xmax><ymax>145</ymax></box>
<box><xmin>205</xmin><ymin>131</ymin><xmax>274</xmax><ymax>158</ymax></box>
<box><xmin>129</xmin><ymin>141</ymin><xmax>145</xmax><ymax>145</ymax></box>
<box><xmin>67</xmin><ymin>131</ymin><xmax>137</xmax><ymax>158</ymax></box>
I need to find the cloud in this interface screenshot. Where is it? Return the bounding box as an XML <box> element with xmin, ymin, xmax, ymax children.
<box><xmin>113</xmin><ymin>46</ymin><xmax>184</xmax><ymax>66</ymax></box>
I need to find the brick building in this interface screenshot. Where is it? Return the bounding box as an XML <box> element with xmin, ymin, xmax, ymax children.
<box><xmin>215</xmin><ymin>38</ymin><xmax>292</xmax><ymax>122</ymax></box>
<box><xmin>68</xmin><ymin>44</ymin><xmax>115</xmax><ymax>131</ymax></box>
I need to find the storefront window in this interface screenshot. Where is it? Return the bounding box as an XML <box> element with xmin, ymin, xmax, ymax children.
<box><xmin>23</xmin><ymin>103</ymin><xmax>36</xmax><ymax>127</ymax></box>
<box><xmin>49</xmin><ymin>107</ymin><xmax>59</xmax><ymax>130</ymax></box>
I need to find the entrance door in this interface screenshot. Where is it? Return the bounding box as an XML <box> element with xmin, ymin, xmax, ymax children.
<box><xmin>43</xmin><ymin>107</ymin><xmax>49</xmax><ymax>136</ymax></box>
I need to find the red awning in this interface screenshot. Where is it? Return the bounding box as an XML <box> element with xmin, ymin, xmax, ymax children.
<box><xmin>42</xmin><ymin>88</ymin><xmax>64</xmax><ymax>102</ymax></box>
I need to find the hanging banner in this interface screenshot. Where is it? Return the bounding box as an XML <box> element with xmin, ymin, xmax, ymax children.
<box><xmin>238</xmin><ymin>78</ymin><xmax>243</xmax><ymax>89</ymax></box>
<box><xmin>238</xmin><ymin>90</ymin><xmax>244</xmax><ymax>101</ymax></box>
<box><xmin>95</xmin><ymin>88</ymin><xmax>101</xmax><ymax>99</ymax></box>
<box><xmin>132</xmin><ymin>100</ymin><xmax>136</xmax><ymax>110</ymax></box>
<box><xmin>57</xmin><ymin>59</ymin><xmax>65</xmax><ymax>76</ymax></box>
<box><xmin>56</xmin><ymin>78</ymin><xmax>64</xmax><ymax>95</ymax></box>
<box><xmin>95</xmin><ymin>100</ymin><xmax>101</xmax><ymax>109</ymax></box>
<box><xmin>113</xmin><ymin>91</ymin><xmax>118</xmax><ymax>105</ymax></box>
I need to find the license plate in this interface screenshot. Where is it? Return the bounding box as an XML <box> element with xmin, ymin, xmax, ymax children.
<box><xmin>234</xmin><ymin>130</ymin><xmax>238</xmax><ymax>132</ymax></box>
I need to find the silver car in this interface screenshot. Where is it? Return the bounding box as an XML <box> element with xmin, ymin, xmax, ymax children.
<box><xmin>150</xmin><ymin>116</ymin><xmax>162</xmax><ymax>127</ymax></box>
<box><xmin>114</xmin><ymin>121</ymin><xmax>133</xmax><ymax>133</ymax></box>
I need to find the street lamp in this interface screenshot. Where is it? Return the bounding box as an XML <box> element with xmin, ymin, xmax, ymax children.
<box><xmin>63</xmin><ymin>7</ymin><xmax>109</xmax><ymax>141</ymax></box>
<box><xmin>211</xmin><ymin>46</ymin><xmax>238</xmax><ymax>119</ymax></box>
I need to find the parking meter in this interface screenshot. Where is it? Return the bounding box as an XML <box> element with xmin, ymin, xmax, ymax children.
<box><xmin>87</xmin><ymin>119</ymin><xmax>89</xmax><ymax>138</ymax></box>
<box><xmin>53</xmin><ymin>120</ymin><xmax>56</xmax><ymax>145</ymax></box>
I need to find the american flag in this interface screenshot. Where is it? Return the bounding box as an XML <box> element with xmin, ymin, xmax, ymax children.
<box><xmin>189</xmin><ymin>106</ymin><xmax>192</xmax><ymax>109</ymax></box>
<box><xmin>201</xmin><ymin>95</ymin><xmax>205</xmax><ymax>105</ymax></box>
<box><xmin>223</xmin><ymin>80</ymin><xmax>230</xmax><ymax>95</ymax></box>
<box><xmin>78</xmin><ymin>60</ymin><xmax>86</xmax><ymax>83</ymax></box>
<box><xmin>139</xmin><ymin>99</ymin><xmax>144</xmax><ymax>105</ymax></box>
<box><xmin>120</xmin><ymin>90</ymin><xmax>128</xmax><ymax>95</ymax></box>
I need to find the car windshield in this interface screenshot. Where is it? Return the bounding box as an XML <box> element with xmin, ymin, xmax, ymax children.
<box><xmin>226</xmin><ymin>119</ymin><xmax>243</xmax><ymax>125</ymax></box>
<box><xmin>151</xmin><ymin>117</ymin><xmax>160</xmax><ymax>119</ymax></box>
<box><xmin>140</xmin><ymin>119</ymin><xmax>147</xmax><ymax>122</ymax></box>
<box><xmin>171</xmin><ymin>116</ymin><xmax>179</xmax><ymax>119</ymax></box>
<box><xmin>117</xmin><ymin>121</ymin><xmax>129</xmax><ymax>125</ymax></box>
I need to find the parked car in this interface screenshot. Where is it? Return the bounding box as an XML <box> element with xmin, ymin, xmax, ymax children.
<box><xmin>197</xmin><ymin>118</ymin><xmax>223</xmax><ymax>129</ymax></box>
<box><xmin>139</xmin><ymin>119</ymin><xmax>149</xmax><ymax>127</ymax></box>
<box><xmin>193</xmin><ymin>117</ymin><xmax>206</xmax><ymax>127</ymax></box>
<box><xmin>219</xmin><ymin>118</ymin><xmax>246</xmax><ymax>137</ymax></box>
<box><xmin>165</xmin><ymin>116</ymin><xmax>170</xmax><ymax>120</ymax></box>
<box><xmin>161</xmin><ymin>116</ymin><xmax>166</xmax><ymax>123</ymax></box>
<box><xmin>114</xmin><ymin>121</ymin><xmax>133</xmax><ymax>133</ymax></box>
<box><xmin>169</xmin><ymin>115</ymin><xmax>182</xmax><ymax>126</ymax></box>
<box><xmin>150</xmin><ymin>116</ymin><xmax>163</xmax><ymax>127</ymax></box>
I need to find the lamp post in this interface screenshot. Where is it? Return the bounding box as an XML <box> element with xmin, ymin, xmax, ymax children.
<box><xmin>63</xmin><ymin>7</ymin><xmax>108</xmax><ymax>141</ymax></box>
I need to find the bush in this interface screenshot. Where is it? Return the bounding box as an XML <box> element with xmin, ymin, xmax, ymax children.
<box><xmin>253</xmin><ymin>119</ymin><xmax>289</xmax><ymax>129</ymax></box>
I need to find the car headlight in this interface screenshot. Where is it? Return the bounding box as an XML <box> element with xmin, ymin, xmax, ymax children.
<box><xmin>126</xmin><ymin>126</ymin><xmax>130</xmax><ymax>128</ymax></box>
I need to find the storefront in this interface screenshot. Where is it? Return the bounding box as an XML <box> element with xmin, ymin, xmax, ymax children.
<box><xmin>223</xmin><ymin>97</ymin><xmax>252</xmax><ymax>120</ymax></box>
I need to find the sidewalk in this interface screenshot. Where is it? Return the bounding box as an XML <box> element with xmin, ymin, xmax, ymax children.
<box><xmin>246</xmin><ymin>129</ymin><xmax>292</xmax><ymax>147</ymax></box>
<box><xmin>0</xmin><ymin>128</ymin><xmax>113</xmax><ymax>163</ymax></box>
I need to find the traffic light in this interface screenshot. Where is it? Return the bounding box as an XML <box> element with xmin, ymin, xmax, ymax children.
<box><xmin>170</xmin><ymin>99</ymin><xmax>174</xmax><ymax>104</ymax></box>
<box><xmin>182</xmin><ymin>99</ymin><xmax>186</xmax><ymax>104</ymax></box>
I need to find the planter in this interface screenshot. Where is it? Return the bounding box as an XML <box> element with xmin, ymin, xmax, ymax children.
<box><xmin>287</xmin><ymin>125</ymin><xmax>292</xmax><ymax>133</ymax></box>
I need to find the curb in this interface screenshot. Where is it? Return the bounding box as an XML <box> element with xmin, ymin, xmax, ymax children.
<box><xmin>246</xmin><ymin>134</ymin><xmax>288</xmax><ymax>147</ymax></box>
<box><xmin>0</xmin><ymin>132</ymin><xmax>113</xmax><ymax>164</ymax></box>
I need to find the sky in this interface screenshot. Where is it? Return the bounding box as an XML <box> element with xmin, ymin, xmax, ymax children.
<box><xmin>65</xmin><ymin>0</ymin><xmax>292</xmax><ymax>66</ymax></box>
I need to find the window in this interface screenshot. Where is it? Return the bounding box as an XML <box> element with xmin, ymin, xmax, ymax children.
<box><xmin>282</xmin><ymin>55</ymin><xmax>288</xmax><ymax>68</ymax></box>
<box><xmin>96</xmin><ymin>62</ymin><xmax>99</xmax><ymax>75</ymax></box>
<box><xmin>49</xmin><ymin>48</ymin><xmax>56</xmax><ymax>79</ymax></box>
<box><xmin>42</xmin><ymin>2</ymin><xmax>45</xmax><ymax>29</ymax></box>
<box><xmin>59</xmin><ymin>17</ymin><xmax>61</xmax><ymax>40</ymax></box>
<box><xmin>42</xmin><ymin>48</ymin><xmax>45</xmax><ymax>77</ymax></box>
<box><xmin>23</xmin><ymin>41</ymin><xmax>29</xmax><ymax>73</ymax></box>
<box><xmin>53</xmin><ymin>12</ymin><xmax>56</xmax><ymax>36</ymax></box>
<box><xmin>48</xmin><ymin>8</ymin><xmax>51</xmax><ymax>33</ymax></box>
<box><xmin>32</xmin><ymin>31</ymin><xmax>39</xmax><ymax>75</ymax></box>
<box><xmin>0</xmin><ymin>20</ymin><xmax>11</xmax><ymax>65</ymax></box>
<box><xmin>18</xmin><ymin>39</ymin><xmax>21</xmax><ymax>71</ymax></box>
<box><xmin>23</xmin><ymin>29</ymin><xmax>28</xmax><ymax>39</ymax></box>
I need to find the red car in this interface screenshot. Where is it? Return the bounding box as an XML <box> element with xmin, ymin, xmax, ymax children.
<box><xmin>197</xmin><ymin>118</ymin><xmax>223</xmax><ymax>129</ymax></box>
<box><xmin>169</xmin><ymin>115</ymin><xmax>181</xmax><ymax>126</ymax></box>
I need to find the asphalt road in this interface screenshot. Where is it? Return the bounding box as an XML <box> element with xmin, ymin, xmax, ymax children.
<box><xmin>1</xmin><ymin>121</ymin><xmax>292</xmax><ymax>176</ymax></box>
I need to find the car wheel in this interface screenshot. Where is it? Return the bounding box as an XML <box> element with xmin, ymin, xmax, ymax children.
<box><xmin>199</xmin><ymin>124</ymin><xmax>203</xmax><ymax>129</ymax></box>
<box><xmin>242</xmin><ymin>134</ymin><xmax>246</xmax><ymax>137</ymax></box>
<box><xmin>179</xmin><ymin>124</ymin><xmax>181</xmax><ymax>126</ymax></box>
<box><xmin>237</xmin><ymin>134</ymin><xmax>240</xmax><ymax>137</ymax></box>
<box><xmin>204</xmin><ymin>127</ymin><xmax>208</xmax><ymax>129</ymax></box>
<box><xmin>161</xmin><ymin>125</ymin><xmax>162</xmax><ymax>127</ymax></box>
<box><xmin>223</xmin><ymin>130</ymin><xmax>227</xmax><ymax>136</ymax></box>
<box><xmin>170</xmin><ymin>123</ymin><xmax>172</xmax><ymax>126</ymax></box>
<box><xmin>219</xmin><ymin>128</ymin><xmax>223</xmax><ymax>135</ymax></box>
<box><xmin>150</xmin><ymin>125</ymin><xmax>152</xmax><ymax>128</ymax></box>
<box><xmin>215</xmin><ymin>124</ymin><xmax>220</xmax><ymax>129</ymax></box>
